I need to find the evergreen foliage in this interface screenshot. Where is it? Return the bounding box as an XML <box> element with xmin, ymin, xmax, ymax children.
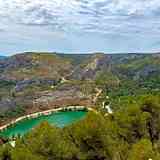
<box><xmin>0</xmin><ymin>96</ymin><xmax>160</xmax><ymax>160</ymax></box>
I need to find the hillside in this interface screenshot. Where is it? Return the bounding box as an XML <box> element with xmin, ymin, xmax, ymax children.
<box><xmin>0</xmin><ymin>52</ymin><xmax>160</xmax><ymax>159</ymax></box>
<box><xmin>1</xmin><ymin>52</ymin><xmax>159</xmax><ymax>82</ymax></box>
<box><xmin>0</xmin><ymin>52</ymin><xmax>73</xmax><ymax>81</ymax></box>
<box><xmin>1</xmin><ymin>95</ymin><xmax>160</xmax><ymax>159</ymax></box>
<box><xmin>0</xmin><ymin>52</ymin><xmax>159</xmax><ymax>124</ymax></box>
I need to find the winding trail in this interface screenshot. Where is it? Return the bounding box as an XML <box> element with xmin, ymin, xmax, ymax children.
<box><xmin>93</xmin><ymin>88</ymin><xmax>102</xmax><ymax>103</ymax></box>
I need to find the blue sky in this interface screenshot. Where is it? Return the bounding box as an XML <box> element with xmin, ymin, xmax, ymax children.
<box><xmin>0</xmin><ymin>0</ymin><xmax>160</xmax><ymax>55</ymax></box>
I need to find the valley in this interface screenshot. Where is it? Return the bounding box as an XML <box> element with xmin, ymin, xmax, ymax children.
<box><xmin>0</xmin><ymin>52</ymin><xmax>160</xmax><ymax>159</ymax></box>
<box><xmin>0</xmin><ymin>52</ymin><xmax>159</xmax><ymax>125</ymax></box>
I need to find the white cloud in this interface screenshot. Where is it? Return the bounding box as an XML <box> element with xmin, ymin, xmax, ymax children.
<box><xmin>0</xmin><ymin>0</ymin><xmax>160</xmax><ymax>54</ymax></box>
<box><xmin>0</xmin><ymin>0</ymin><xmax>160</xmax><ymax>34</ymax></box>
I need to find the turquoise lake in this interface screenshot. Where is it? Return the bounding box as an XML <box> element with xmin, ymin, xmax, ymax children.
<box><xmin>0</xmin><ymin>111</ymin><xmax>87</xmax><ymax>138</ymax></box>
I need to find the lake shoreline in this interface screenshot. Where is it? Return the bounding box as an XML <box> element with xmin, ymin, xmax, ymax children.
<box><xmin>0</xmin><ymin>106</ymin><xmax>94</xmax><ymax>132</ymax></box>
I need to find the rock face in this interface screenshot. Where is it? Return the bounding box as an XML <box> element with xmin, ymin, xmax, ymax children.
<box><xmin>33</xmin><ymin>88</ymin><xmax>92</xmax><ymax>110</ymax></box>
<box><xmin>0</xmin><ymin>52</ymin><xmax>160</xmax><ymax>115</ymax></box>
<box><xmin>68</xmin><ymin>53</ymin><xmax>111</xmax><ymax>80</ymax></box>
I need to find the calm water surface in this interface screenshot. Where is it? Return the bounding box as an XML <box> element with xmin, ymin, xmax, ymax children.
<box><xmin>0</xmin><ymin>111</ymin><xmax>87</xmax><ymax>137</ymax></box>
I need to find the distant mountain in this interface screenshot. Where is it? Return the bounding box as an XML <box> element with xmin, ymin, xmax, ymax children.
<box><xmin>64</xmin><ymin>53</ymin><xmax>160</xmax><ymax>81</ymax></box>
<box><xmin>0</xmin><ymin>52</ymin><xmax>73</xmax><ymax>81</ymax></box>
<box><xmin>0</xmin><ymin>56</ymin><xmax>6</xmax><ymax>60</ymax></box>
<box><xmin>0</xmin><ymin>52</ymin><xmax>159</xmax><ymax>119</ymax></box>
<box><xmin>0</xmin><ymin>52</ymin><xmax>160</xmax><ymax>84</ymax></box>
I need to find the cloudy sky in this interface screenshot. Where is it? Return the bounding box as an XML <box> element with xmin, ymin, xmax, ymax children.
<box><xmin>0</xmin><ymin>0</ymin><xmax>160</xmax><ymax>55</ymax></box>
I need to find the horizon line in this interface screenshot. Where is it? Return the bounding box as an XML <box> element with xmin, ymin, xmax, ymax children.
<box><xmin>1</xmin><ymin>51</ymin><xmax>160</xmax><ymax>57</ymax></box>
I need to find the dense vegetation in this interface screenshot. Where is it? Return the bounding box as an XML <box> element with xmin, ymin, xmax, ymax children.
<box><xmin>0</xmin><ymin>95</ymin><xmax>160</xmax><ymax>159</ymax></box>
<box><xmin>0</xmin><ymin>52</ymin><xmax>160</xmax><ymax>159</ymax></box>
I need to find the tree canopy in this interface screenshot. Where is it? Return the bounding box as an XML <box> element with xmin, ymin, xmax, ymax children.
<box><xmin>0</xmin><ymin>95</ymin><xmax>160</xmax><ymax>160</ymax></box>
